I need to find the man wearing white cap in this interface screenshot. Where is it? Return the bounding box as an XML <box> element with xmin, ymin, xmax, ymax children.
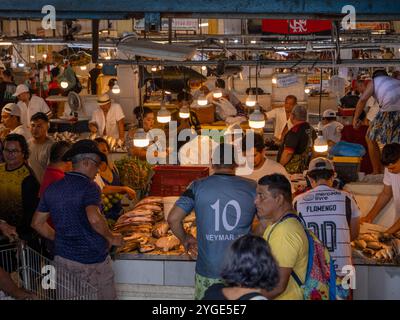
<box><xmin>293</xmin><ymin>157</ymin><xmax>360</xmax><ymax>275</ymax></box>
<box><xmin>14</xmin><ymin>84</ymin><xmax>52</xmax><ymax>129</ymax></box>
<box><xmin>89</xmin><ymin>94</ymin><xmax>125</xmax><ymax>143</ymax></box>
<box><xmin>321</xmin><ymin>109</ymin><xmax>344</xmax><ymax>146</ymax></box>
<box><xmin>0</xmin><ymin>103</ymin><xmax>32</xmax><ymax>141</ymax></box>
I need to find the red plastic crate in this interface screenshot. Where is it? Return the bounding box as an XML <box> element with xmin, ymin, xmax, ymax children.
<box><xmin>338</xmin><ymin>107</ymin><xmax>355</xmax><ymax>116</ymax></box>
<box><xmin>149</xmin><ymin>166</ymin><xmax>209</xmax><ymax>196</ymax></box>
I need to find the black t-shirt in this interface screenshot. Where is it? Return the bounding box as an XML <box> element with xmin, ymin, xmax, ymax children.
<box><xmin>0</xmin><ymin>81</ymin><xmax>17</xmax><ymax>108</ymax></box>
<box><xmin>202</xmin><ymin>283</ymin><xmax>266</xmax><ymax>300</ymax></box>
<box><xmin>278</xmin><ymin>122</ymin><xmax>316</xmax><ymax>161</ymax></box>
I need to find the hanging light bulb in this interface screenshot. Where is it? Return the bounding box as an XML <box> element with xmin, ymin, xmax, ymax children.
<box><xmin>314</xmin><ymin>122</ymin><xmax>328</xmax><ymax>153</ymax></box>
<box><xmin>30</xmin><ymin>55</ymin><xmax>35</xmax><ymax>59</ymax></box>
<box><xmin>250</xmin><ymin>40</ymin><xmax>257</xmax><ymax>44</ymax></box>
<box><xmin>305</xmin><ymin>88</ymin><xmax>311</xmax><ymax>94</ymax></box>
<box><xmin>157</xmin><ymin>104</ymin><xmax>171</xmax><ymax>123</ymax></box>
<box><xmin>17</xmin><ymin>62</ymin><xmax>25</xmax><ymax>68</ymax></box>
<box><xmin>105</xmin><ymin>56</ymin><xmax>111</xmax><ymax>60</ymax></box>
<box><xmin>60</xmin><ymin>79</ymin><xmax>69</xmax><ymax>89</ymax></box>
<box><xmin>133</xmin><ymin>128</ymin><xmax>150</xmax><ymax>147</ymax></box>
<box><xmin>245</xmin><ymin>94</ymin><xmax>257</xmax><ymax>107</ymax></box>
<box><xmin>80</xmin><ymin>65</ymin><xmax>87</xmax><ymax>71</ymax></box>
<box><xmin>112</xmin><ymin>82</ymin><xmax>120</xmax><ymax>94</ymax></box>
<box><xmin>165</xmin><ymin>90</ymin><xmax>171</xmax><ymax>95</ymax></box>
<box><xmin>213</xmin><ymin>88</ymin><xmax>223</xmax><ymax>99</ymax></box>
<box><xmin>272</xmin><ymin>77</ymin><xmax>277</xmax><ymax>85</ymax></box>
<box><xmin>197</xmin><ymin>93</ymin><xmax>208</xmax><ymax>106</ymax></box>
<box><xmin>201</xmin><ymin>65</ymin><xmax>207</xmax><ymax>71</ymax></box>
<box><xmin>151</xmin><ymin>66</ymin><xmax>157</xmax><ymax>72</ymax></box>
<box><xmin>179</xmin><ymin>105</ymin><xmax>190</xmax><ymax>119</ymax></box>
<box><xmin>42</xmin><ymin>53</ymin><xmax>47</xmax><ymax>59</ymax></box>
<box><xmin>249</xmin><ymin>108</ymin><xmax>265</xmax><ymax>129</ymax></box>
<box><xmin>99</xmin><ymin>63</ymin><xmax>103</xmax><ymax>67</ymax></box>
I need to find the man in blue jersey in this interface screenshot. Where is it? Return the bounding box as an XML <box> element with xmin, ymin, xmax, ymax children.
<box><xmin>168</xmin><ymin>143</ymin><xmax>257</xmax><ymax>300</ymax></box>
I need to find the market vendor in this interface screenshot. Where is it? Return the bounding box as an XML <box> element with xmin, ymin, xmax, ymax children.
<box><xmin>361</xmin><ymin>143</ymin><xmax>400</xmax><ymax>234</ymax></box>
<box><xmin>127</xmin><ymin>106</ymin><xmax>168</xmax><ymax>162</ymax></box>
<box><xmin>264</xmin><ymin>95</ymin><xmax>297</xmax><ymax>144</ymax></box>
<box><xmin>94</xmin><ymin>137</ymin><xmax>136</xmax><ymax>221</ymax></box>
<box><xmin>277</xmin><ymin>105</ymin><xmax>316</xmax><ymax>174</ymax></box>
<box><xmin>236</xmin><ymin>133</ymin><xmax>290</xmax><ymax>182</ymax></box>
<box><xmin>89</xmin><ymin>93</ymin><xmax>126</xmax><ymax>143</ymax></box>
<box><xmin>321</xmin><ymin>109</ymin><xmax>343</xmax><ymax>147</ymax></box>
<box><xmin>13</xmin><ymin>84</ymin><xmax>52</xmax><ymax>129</ymax></box>
<box><xmin>1</xmin><ymin>103</ymin><xmax>32</xmax><ymax>141</ymax></box>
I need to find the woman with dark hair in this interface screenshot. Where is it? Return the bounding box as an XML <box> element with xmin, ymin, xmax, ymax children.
<box><xmin>202</xmin><ymin>234</ymin><xmax>279</xmax><ymax>300</ymax></box>
<box><xmin>127</xmin><ymin>106</ymin><xmax>158</xmax><ymax>160</ymax></box>
<box><xmin>94</xmin><ymin>137</ymin><xmax>136</xmax><ymax>220</ymax></box>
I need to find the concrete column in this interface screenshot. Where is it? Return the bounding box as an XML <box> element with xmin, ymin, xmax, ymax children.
<box><xmin>116</xmin><ymin>64</ymin><xmax>140</xmax><ymax>122</ymax></box>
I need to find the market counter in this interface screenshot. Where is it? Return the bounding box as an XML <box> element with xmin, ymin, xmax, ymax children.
<box><xmin>113</xmin><ymin>253</ymin><xmax>196</xmax><ymax>299</ymax></box>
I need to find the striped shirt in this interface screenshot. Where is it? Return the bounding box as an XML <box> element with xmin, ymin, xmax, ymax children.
<box><xmin>293</xmin><ymin>185</ymin><xmax>360</xmax><ymax>273</ymax></box>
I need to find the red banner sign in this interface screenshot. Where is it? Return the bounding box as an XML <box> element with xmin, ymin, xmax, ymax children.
<box><xmin>262</xmin><ymin>19</ymin><xmax>332</xmax><ymax>34</ymax></box>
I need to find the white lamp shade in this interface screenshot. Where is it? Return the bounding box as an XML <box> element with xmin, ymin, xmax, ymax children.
<box><xmin>157</xmin><ymin>106</ymin><xmax>171</xmax><ymax>123</ymax></box>
<box><xmin>314</xmin><ymin>135</ymin><xmax>328</xmax><ymax>153</ymax></box>
<box><xmin>245</xmin><ymin>95</ymin><xmax>257</xmax><ymax>107</ymax></box>
<box><xmin>133</xmin><ymin>128</ymin><xmax>150</xmax><ymax>147</ymax></box>
<box><xmin>60</xmin><ymin>80</ymin><xmax>69</xmax><ymax>89</ymax></box>
<box><xmin>249</xmin><ymin>109</ymin><xmax>265</xmax><ymax>129</ymax></box>
<box><xmin>112</xmin><ymin>83</ymin><xmax>120</xmax><ymax>94</ymax></box>
<box><xmin>213</xmin><ymin>89</ymin><xmax>223</xmax><ymax>99</ymax></box>
<box><xmin>197</xmin><ymin>94</ymin><xmax>208</xmax><ymax>106</ymax></box>
<box><xmin>179</xmin><ymin>106</ymin><xmax>190</xmax><ymax>119</ymax></box>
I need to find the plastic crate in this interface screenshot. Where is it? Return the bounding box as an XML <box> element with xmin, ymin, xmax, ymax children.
<box><xmin>149</xmin><ymin>166</ymin><xmax>209</xmax><ymax>196</ymax></box>
<box><xmin>332</xmin><ymin>156</ymin><xmax>361</xmax><ymax>183</ymax></box>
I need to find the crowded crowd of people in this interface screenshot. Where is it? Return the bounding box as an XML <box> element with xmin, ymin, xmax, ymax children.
<box><xmin>0</xmin><ymin>65</ymin><xmax>400</xmax><ymax>301</ymax></box>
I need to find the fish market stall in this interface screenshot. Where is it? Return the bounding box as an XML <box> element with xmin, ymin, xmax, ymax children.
<box><xmin>111</xmin><ymin>196</ymin><xmax>197</xmax><ymax>299</ymax></box>
<box><xmin>344</xmin><ymin>183</ymin><xmax>400</xmax><ymax>300</ymax></box>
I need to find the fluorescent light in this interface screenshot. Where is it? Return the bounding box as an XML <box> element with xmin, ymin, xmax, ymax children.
<box><xmin>272</xmin><ymin>77</ymin><xmax>277</xmax><ymax>85</ymax></box>
<box><xmin>199</xmin><ymin>23</ymin><xmax>209</xmax><ymax>27</ymax></box>
<box><xmin>112</xmin><ymin>83</ymin><xmax>120</xmax><ymax>94</ymax></box>
<box><xmin>245</xmin><ymin>95</ymin><xmax>257</xmax><ymax>107</ymax></box>
<box><xmin>249</xmin><ymin>109</ymin><xmax>265</xmax><ymax>129</ymax></box>
<box><xmin>105</xmin><ymin>56</ymin><xmax>111</xmax><ymax>60</ymax></box>
<box><xmin>18</xmin><ymin>62</ymin><xmax>25</xmax><ymax>68</ymax></box>
<box><xmin>250</xmin><ymin>40</ymin><xmax>257</xmax><ymax>44</ymax></box>
<box><xmin>133</xmin><ymin>128</ymin><xmax>150</xmax><ymax>147</ymax></box>
<box><xmin>157</xmin><ymin>106</ymin><xmax>171</xmax><ymax>123</ymax></box>
<box><xmin>219</xmin><ymin>40</ymin><xmax>224</xmax><ymax>44</ymax></box>
<box><xmin>234</xmin><ymin>39</ymin><xmax>239</xmax><ymax>43</ymax></box>
<box><xmin>80</xmin><ymin>65</ymin><xmax>87</xmax><ymax>70</ymax></box>
<box><xmin>30</xmin><ymin>55</ymin><xmax>35</xmax><ymax>59</ymax></box>
<box><xmin>276</xmin><ymin>51</ymin><xmax>289</xmax><ymax>56</ymax></box>
<box><xmin>0</xmin><ymin>42</ymin><xmax>12</xmax><ymax>46</ymax></box>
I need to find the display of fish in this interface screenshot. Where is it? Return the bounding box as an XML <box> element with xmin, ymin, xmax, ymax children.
<box><xmin>152</xmin><ymin>222</ymin><xmax>169</xmax><ymax>238</ymax></box>
<box><xmin>136</xmin><ymin>197</ymin><xmax>163</xmax><ymax>206</ymax></box>
<box><xmin>155</xmin><ymin>235</ymin><xmax>181</xmax><ymax>252</ymax></box>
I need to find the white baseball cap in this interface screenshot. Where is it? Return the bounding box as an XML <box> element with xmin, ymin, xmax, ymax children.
<box><xmin>2</xmin><ymin>103</ymin><xmax>21</xmax><ymax>117</ymax></box>
<box><xmin>322</xmin><ymin>109</ymin><xmax>337</xmax><ymax>118</ymax></box>
<box><xmin>308</xmin><ymin>157</ymin><xmax>335</xmax><ymax>173</ymax></box>
<box><xmin>13</xmin><ymin>84</ymin><xmax>30</xmax><ymax>97</ymax></box>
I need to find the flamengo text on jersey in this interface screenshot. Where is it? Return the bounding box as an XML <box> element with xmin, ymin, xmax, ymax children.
<box><xmin>306</xmin><ymin>205</ymin><xmax>337</xmax><ymax>212</ymax></box>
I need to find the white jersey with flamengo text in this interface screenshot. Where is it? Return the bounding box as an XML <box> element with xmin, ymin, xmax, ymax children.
<box><xmin>293</xmin><ymin>185</ymin><xmax>360</xmax><ymax>273</ymax></box>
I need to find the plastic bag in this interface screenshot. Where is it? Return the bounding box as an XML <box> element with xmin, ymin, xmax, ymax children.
<box><xmin>329</xmin><ymin>141</ymin><xmax>366</xmax><ymax>157</ymax></box>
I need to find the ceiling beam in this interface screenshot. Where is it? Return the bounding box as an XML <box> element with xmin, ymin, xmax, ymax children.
<box><xmin>1</xmin><ymin>1</ymin><xmax>400</xmax><ymax>20</ymax></box>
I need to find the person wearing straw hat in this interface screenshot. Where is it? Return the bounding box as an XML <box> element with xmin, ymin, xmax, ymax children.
<box><xmin>13</xmin><ymin>84</ymin><xmax>52</xmax><ymax>129</ymax></box>
<box><xmin>89</xmin><ymin>93</ymin><xmax>125</xmax><ymax>144</ymax></box>
<box><xmin>1</xmin><ymin>103</ymin><xmax>32</xmax><ymax>141</ymax></box>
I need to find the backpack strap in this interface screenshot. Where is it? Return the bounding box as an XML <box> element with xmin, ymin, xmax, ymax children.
<box><xmin>265</xmin><ymin>212</ymin><xmax>309</xmax><ymax>289</ymax></box>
